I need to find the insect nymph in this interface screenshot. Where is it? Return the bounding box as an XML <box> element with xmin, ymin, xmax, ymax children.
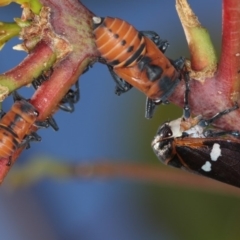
<box><xmin>0</xmin><ymin>99</ymin><xmax>41</xmax><ymax>165</ymax></box>
<box><xmin>93</xmin><ymin>16</ymin><xmax>185</xmax><ymax>118</ymax></box>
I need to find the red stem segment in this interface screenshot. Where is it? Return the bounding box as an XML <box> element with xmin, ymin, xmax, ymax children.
<box><xmin>30</xmin><ymin>0</ymin><xmax>97</xmax><ymax>120</ymax></box>
<box><xmin>0</xmin><ymin>0</ymin><xmax>97</xmax><ymax>183</ymax></box>
<box><xmin>0</xmin><ymin>41</ymin><xmax>56</xmax><ymax>92</ymax></box>
<box><xmin>217</xmin><ymin>0</ymin><xmax>240</xmax><ymax>98</ymax></box>
<box><xmin>170</xmin><ymin>0</ymin><xmax>240</xmax><ymax>132</ymax></box>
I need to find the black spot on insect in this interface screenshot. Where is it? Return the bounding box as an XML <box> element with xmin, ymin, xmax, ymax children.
<box><xmin>114</xmin><ymin>33</ymin><xmax>119</xmax><ymax>38</ymax></box>
<box><xmin>18</xmin><ymin>101</ymin><xmax>35</xmax><ymax>114</ymax></box>
<box><xmin>146</xmin><ymin>64</ymin><xmax>163</xmax><ymax>81</ymax></box>
<box><xmin>108</xmin><ymin>28</ymin><xmax>112</xmax><ymax>32</ymax></box>
<box><xmin>109</xmin><ymin>59</ymin><xmax>120</xmax><ymax>66</ymax></box>
<box><xmin>127</xmin><ymin>46</ymin><xmax>134</xmax><ymax>52</ymax></box>
<box><xmin>158</xmin><ymin>76</ymin><xmax>176</xmax><ymax>93</ymax></box>
<box><xmin>157</xmin><ymin>76</ymin><xmax>180</xmax><ymax>101</ymax></box>
<box><xmin>138</xmin><ymin>56</ymin><xmax>151</xmax><ymax>71</ymax></box>
<box><xmin>123</xmin><ymin>43</ymin><xmax>146</xmax><ymax>67</ymax></box>
<box><xmin>121</xmin><ymin>40</ymin><xmax>126</xmax><ymax>46</ymax></box>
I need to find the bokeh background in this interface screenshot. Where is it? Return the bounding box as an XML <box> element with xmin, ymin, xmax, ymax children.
<box><xmin>1</xmin><ymin>1</ymin><xmax>240</xmax><ymax>240</ymax></box>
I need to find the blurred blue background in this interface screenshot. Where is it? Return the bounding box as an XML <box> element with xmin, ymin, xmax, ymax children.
<box><xmin>2</xmin><ymin>1</ymin><xmax>240</xmax><ymax>240</ymax></box>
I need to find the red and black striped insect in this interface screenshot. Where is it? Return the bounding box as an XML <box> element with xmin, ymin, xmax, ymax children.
<box><xmin>0</xmin><ymin>99</ymin><xmax>41</xmax><ymax>165</ymax></box>
<box><xmin>152</xmin><ymin>79</ymin><xmax>240</xmax><ymax>188</ymax></box>
<box><xmin>92</xmin><ymin>16</ymin><xmax>185</xmax><ymax>118</ymax></box>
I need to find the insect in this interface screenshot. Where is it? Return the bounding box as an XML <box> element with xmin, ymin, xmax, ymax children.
<box><xmin>152</xmin><ymin>78</ymin><xmax>240</xmax><ymax>188</ymax></box>
<box><xmin>0</xmin><ymin>99</ymin><xmax>41</xmax><ymax>166</ymax></box>
<box><xmin>92</xmin><ymin>16</ymin><xmax>185</xmax><ymax>118</ymax></box>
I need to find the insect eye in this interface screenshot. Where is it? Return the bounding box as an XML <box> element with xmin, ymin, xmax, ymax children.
<box><xmin>157</xmin><ymin>124</ymin><xmax>173</xmax><ymax>138</ymax></box>
<box><xmin>167</xmin><ymin>131</ymin><xmax>172</xmax><ymax>137</ymax></box>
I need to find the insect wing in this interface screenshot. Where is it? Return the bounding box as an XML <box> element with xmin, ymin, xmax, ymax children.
<box><xmin>172</xmin><ymin>138</ymin><xmax>240</xmax><ymax>188</ymax></box>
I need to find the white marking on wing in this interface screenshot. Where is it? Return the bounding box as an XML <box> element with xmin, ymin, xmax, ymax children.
<box><xmin>210</xmin><ymin>143</ymin><xmax>221</xmax><ymax>161</ymax></box>
<box><xmin>201</xmin><ymin>161</ymin><xmax>211</xmax><ymax>172</ymax></box>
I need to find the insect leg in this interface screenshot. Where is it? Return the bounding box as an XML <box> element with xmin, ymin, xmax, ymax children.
<box><xmin>171</xmin><ymin>57</ymin><xmax>185</xmax><ymax>71</ymax></box>
<box><xmin>32</xmin><ymin>68</ymin><xmax>54</xmax><ymax>90</ymax></box>
<box><xmin>35</xmin><ymin>116</ymin><xmax>59</xmax><ymax>131</ymax></box>
<box><xmin>145</xmin><ymin>98</ymin><xmax>162</xmax><ymax>119</ymax></box>
<box><xmin>140</xmin><ymin>31</ymin><xmax>169</xmax><ymax>53</ymax></box>
<box><xmin>47</xmin><ymin>117</ymin><xmax>59</xmax><ymax>131</ymax></box>
<box><xmin>59</xmin><ymin>81</ymin><xmax>80</xmax><ymax>113</ymax></box>
<box><xmin>12</xmin><ymin>91</ymin><xmax>24</xmax><ymax>102</ymax></box>
<box><xmin>46</xmin><ymin>117</ymin><xmax>59</xmax><ymax>131</ymax></box>
<box><xmin>19</xmin><ymin>132</ymin><xmax>42</xmax><ymax>149</ymax></box>
<box><xmin>183</xmin><ymin>71</ymin><xmax>191</xmax><ymax>119</ymax></box>
<box><xmin>145</xmin><ymin>98</ymin><xmax>155</xmax><ymax>119</ymax></box>
<box><xmin>198</xmin><ymin>103</ymin><xmax>239</xmax><ymax>127</ymax></box>
<box><xmin>107</xmin><ymin>65</ymin><xmax>132</xmax><ymax>96</ymax></box>
<box><xmin>204</xmin><ymin>129</ymin><xmax>240</xmax><ymax>138</ymax></box>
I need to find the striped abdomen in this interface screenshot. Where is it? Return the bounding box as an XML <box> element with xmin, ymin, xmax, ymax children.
<box><xmin>0</xmin><ymin>100</ymin><xmax>38</xmax><ymax>158</ymax></box>
<box><xmin>93</xmin><ymin>17</ymin><xmax>146</xmax><ymax>68</ymax></box>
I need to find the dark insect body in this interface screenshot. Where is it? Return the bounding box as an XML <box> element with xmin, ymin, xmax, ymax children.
<box><xmin>0</xmin><ymin>99</ymin><xmax>41</xmax><ymax>165</ymax></box>
<box><xmin>152</xmin><ymin>78</ymin><xmax>240</xmax><ymax>188</ymax></box>
<box><xmin>93</xmin><ymin>16</ymin><xmax>185</xmax><ymax>118</ymax></box>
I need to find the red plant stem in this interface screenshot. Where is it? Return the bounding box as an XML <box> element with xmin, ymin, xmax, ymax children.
<box><xmin>0</xmin><ymin>42</ymin><xmax>56</xmax><ymax>184</ymax></box>
<box><xmin>169</xmin><ymin>0</ymin><xmax>240</xmax><ymax>132</ymax></box>
<box><xmin>30</xmin><ymin>57</ymin><xmax>91</xmax><ymax>120</ymax></box>
<box><xmin>30</xmin><ymin>0</ymin><xmax>97</xmax><ymax>120</ymax></box>
<box><xmin>0</xmin><ymin>0</ymin><xmax>97</xmax><ymax>183</ymax></box>
<box><xmin>73</xmin><ymin>162</ymin><xmax>240</xmax><ymax>197</ymax></box>
<box><xmin>9</xmin><ymin>160</ymin><xmax>240</xmax><ymax>197</ymax></box>
<box><xmin>0</xmin><ymin>41</ymin><xmax>56</xmax><ymax>92</ymax></box>
<box><xmin>217</xmin><ymin>0</ymin><xmax>240</xmax><ymax>98</ymax></box>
